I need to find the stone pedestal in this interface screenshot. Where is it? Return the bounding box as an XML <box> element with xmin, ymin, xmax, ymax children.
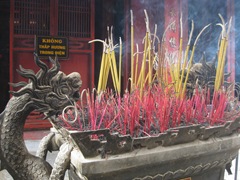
<box><xmin>69</xmin><ymin>135</ymin><xmax>239</xmax><ymax>180</ymax></box>
<box><xmin>67</xmin><ymin>121</ymin><xmax>240</xmax><ymax>180</ymax></box>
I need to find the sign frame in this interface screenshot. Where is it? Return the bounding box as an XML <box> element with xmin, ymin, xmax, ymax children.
<box><xmin>35</xmin><ymin>35</ymin><xmax>69</xmax><ymax>59</ymax></box>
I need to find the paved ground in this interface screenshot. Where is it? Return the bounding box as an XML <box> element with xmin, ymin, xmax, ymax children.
<box><xmin>225</xmin><ymin>157</ymin><xmax>240</xmax><ymax>180</ymax></box>
<box><xmin>0</xmin><ymin>140</ymin><xmax>69</xmax><ymax>180</ymax></box>
<box><xmin>0</xmin><ymin>130</ymin><xmax>239</xmax><ymax>180</ymax></box>
<box><xmin>0</xmin><ymin>130</ymin><xmax>69</xmax><ymax>180</ymax></box>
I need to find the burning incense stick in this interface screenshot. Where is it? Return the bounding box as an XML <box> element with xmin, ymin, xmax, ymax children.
<box><xmin>160</xmin><ymin>20</ymin><xmax>176</xmax><ymax>86</ymax></box>
<box><xmin>74</xmin><ymin>12</ymin><xmax>239</xmax><ymax>137</ymax></box>
<box><xmin>214</xmin><ymin>15</ymin><xmax>232</xmax><ymax>90</ymax></box>
<box><xmin>119</xmin><ymin>37</ymin><xmax>122</xmax><ymax>94</ymax></box>
<box><xmin>178</xmin><ymin>20</ymin><xmax>194</xmax><ymax>96</ymax></box>
<box><xmin>181</xmin><ymin>23</ymin><xmax>211</xmax><ymax>98</ymax></box>
<box><xmin>176</xmin><ymin>13</ymin><xmax>183</xmax><ymax>94</ymax></box>
<box><xmin>134</xmin><ymin>44</ymin><xmax>140</xmax><ymax>86</ymax></box>
<box><xmin>88</xmin><ymin>39</ymin><xmax>108</xmax><ymax>93</ymax></box>
<box><xmin>215</xmin><ymin>17</ymin><xmax>226</xmax><ymax>90</ymax></box>
<box><xmin>137</xmin><ymin>10</ymin><xmax>151</xmax><ymax>96</ymax></box>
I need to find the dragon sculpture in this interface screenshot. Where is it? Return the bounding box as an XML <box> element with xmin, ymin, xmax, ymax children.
<box><xmin>0</xmin><ymin>54</ymin><xmax>82</xmax><ymax>180</ymax></box>
<box><xmin>182</xmin><ymin>52</ymin><xmax>230</xmax><ymax>98</ymax></box>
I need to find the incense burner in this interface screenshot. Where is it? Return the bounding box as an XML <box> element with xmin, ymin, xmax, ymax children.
<box><xmin>66</xmin><ymin>117</ymin><xmax>240</xmax><ymax>180</ymax></box>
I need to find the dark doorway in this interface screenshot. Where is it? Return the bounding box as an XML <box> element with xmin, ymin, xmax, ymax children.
<box><xmin>94</xmin><ymin>0</ymin><xmax>125</xmax><ymax>90</ymax></box>
<box><xmin>0</xmin><ymin>0</ymin><xmax>10</xmax><ymax>112</ymax></box>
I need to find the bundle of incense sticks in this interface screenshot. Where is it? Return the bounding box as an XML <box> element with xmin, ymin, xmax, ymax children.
<box><xmin>128</xmin><ymin>11</ymin><xmax>231</xmax><ymax>98</ymax></box>
<box><xmin>59</xmin><ymin>85</ymin><xmax>239</xmax><ymax>136</ymax></box>
<box><xmin>58</xmin><ymin>11</ymin><xmax>237</xmax><ymax>137</ymax></box>
<box><xmin>89</xmin><ymin>26</ymin><xmax>122</xmax><ymax>94</ymax></box>
<box><xmin>214</xmin><ymin>14</ymin><xmax>232</xmax><ymax>90</ymax></box>
<box><xmin>91</xmin><ymin>11</ymin><xmax>232</xmax><ymax>98</ymax></box>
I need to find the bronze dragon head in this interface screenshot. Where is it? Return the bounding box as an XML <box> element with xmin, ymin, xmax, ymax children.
<box><xmin>10</xmin><ymin>53</ymin><xmax>82</xmax><ymax>119</ymax></box>
<box><xmin>181</xmin><ymin>52</ymin><xmax>230</xmax><ymax>98</ymax></box>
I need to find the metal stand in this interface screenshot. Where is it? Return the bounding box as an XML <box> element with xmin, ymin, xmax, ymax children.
<box><xmin>235</xmin><ymin>153</ymin><xmax>239</xmax><ymax>180</ymax></box>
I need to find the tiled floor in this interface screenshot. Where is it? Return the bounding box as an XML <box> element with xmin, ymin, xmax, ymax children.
<box><xmin>24</xmin><ymin>129</ymin><xmax>51</xmax><ymax>140</ymax></box>
<box><xmin>0</xmin><ymin>130</ymin><xmax>239</xmax><ymax>180</ymax></box>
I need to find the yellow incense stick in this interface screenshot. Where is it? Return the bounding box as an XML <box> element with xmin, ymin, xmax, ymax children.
<box><xmin>110</xmin><ymin>50</ymin><xmax>120</xmax><ymax>93</ymax></box>
<box><xmin>138</xmin><ymin>10</ymin><xmax>150</xmax><ymax>91</ymax></box>
<box><xmin>215</xmin><ymin>14</ymin><xmax>227</xmax><ymax>89</ymax></box>
<box><xmin>97</xmin><ymin>47</ymin><xmax>106</xmax><ymax>93</ymax></box>
<box><xmin>178</xmin><ymin>20</ymin><xmax>194</xmax><ymax>95</ymax></box>
<box><xmin>137</xmin><ymin>33</ymin><xmax>148</xmax><ymax>87</ymax></box>
<box><xmin>148</xmin><ymin>40</ymin><xmax>153</xmax><ymax>85</ymax></box>
<box><xmin>108</xmin><ymin>51</ymin><xmax>117</xmax><ymax>91</ymax></box>
<box><xmin>181</xmin><ymin>45</ymin><xmax>196</xmax><ymax>98</ymax></box>
<box><xmin>176</xmin><ymin>13</ymin><xmax>183</xmax><ymax>93</ymax></box>
<box><xmin>170</xmin><ymin>63</ymin><xmax>176</xmax><ymax>87</ymax></box>
<box><xmin>134</xmin><ymin>44</ymin><xmax>139</xmax><ymax>87</ymax></box>
<box><xmin>161</xmin><ymin>21</ymin><xmax>175</xmax><ymax>85</ymax></box>
<box><xmin>215</xmin><ymin>38</ymin><xmax>226</xmax><ymax>90</ymax></box>
<box><xmin>102</xmin><ymin>51</ymin><xmax>110</xmax><ymax>90</ymax></box>
<box><xmin>88</xmin><ymin>39</ymin><xmax>109</xmax><ymax>93</ymax></box>
<box><xmin>181</xmin><ymin>23</ymin><xmax>211</xmax><ymax>98</ymax></box>
<box><xmin>218</xmin><ymin>39</ymin><xmax>228</xmax><ymax>88</ymax></box>
<box><xmin>215</xmin><ymin>16</ymin><xmax>232</xmax><ymax>90</ymax></box>
<box><xmin>119</xmin><ymin>37</ymin><xmax>122</xmax><ymax>94</ymax></box>
<box><xmin>158</xmin><ymin>42</ymin><xmax>164</xmax><ymax>83</ymax></box>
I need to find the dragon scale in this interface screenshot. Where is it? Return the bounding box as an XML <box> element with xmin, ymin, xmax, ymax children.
<box><xmin>0</xmin><ymin>54</ymin><xmax>82</xmax><ymax>180</ymax></box>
